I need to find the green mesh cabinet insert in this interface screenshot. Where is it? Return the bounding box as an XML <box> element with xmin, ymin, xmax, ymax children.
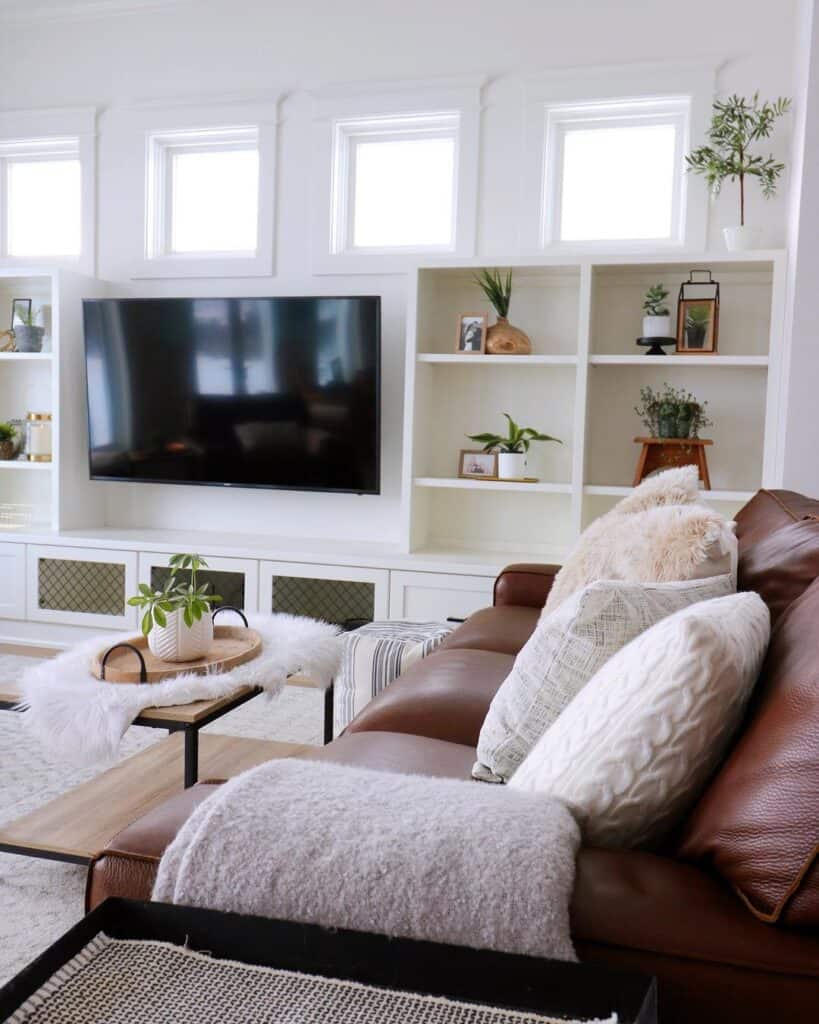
<box><xmin>150</xmin><ymin>567</ymin><xmax>245</xmax><ymax>611</ymax></box>
<box><xmin>28</xmin><ymin>547</ymin><xmax>138</xmax><ymax>627</ymax></box>
<box><xmin>271</xmin><ymin>576</ymin><xmax>375</xmax><ymax>626</ymax></box>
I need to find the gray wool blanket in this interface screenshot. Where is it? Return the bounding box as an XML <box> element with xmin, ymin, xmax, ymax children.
<box><xmin>153</xmin><ymin>759</ymin><xmax>580</xmax><ymax>961</ymax></box>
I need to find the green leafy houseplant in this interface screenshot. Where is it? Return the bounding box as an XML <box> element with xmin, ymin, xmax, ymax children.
<box><xmin>128</xmin><ymin>553</ymin><xmax>222</xmax><ymax>637</ymax></box>
<box><xmin>642</xmin><ymin>284</ymin><xmax>670</xmax><ymax>317</ymax></box>
<box><xmin>684</xmin><ymin>305</ymin><xmax>712</xmax><ymax>349</ymax></box>
<box><xmin>635</xmin><ymin>384</ymin><xmax>713</xmax><ymax>440</ymax></box>
<box><xmin>0</xmin><ymin>421</ymin><xmax>17</xmax><ymax>461</ymax></box>
<box><xmin>14</xmin><ymin>307</ymin><xmax>40</xmax><ymax>328</ymax></box>
<box><xmin>686</xmin><ymin>93</ymin><xmax>791</xmax><ymax>227</ymax></box>
<box><xmin>473</xmin><ymin>268</ymin><xmax>512</xmax><ymax>318</ymax></box>
<box><xmin>471</xmin><ymin>268</ymin><xmax>532</xmax><ymax>354</ymax></box>
<box><xmin>468</xmin><ymin>413</ymin><xmax>562</xmax><ymax>453</ymax></box>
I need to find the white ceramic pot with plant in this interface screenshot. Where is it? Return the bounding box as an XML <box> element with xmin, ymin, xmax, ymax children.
<box><xmin>128</xmin><ymin>554</ymin><xmax>222</xmax><ymax>663</ymax></box>
<box><xmin>641</xmin><ymin>283</ymin><xmax>671</xmax><ymax>337</ymax></box>
<box><xmin>468</xmin><ymin>413</ymin><xmax>562</xmax><ymax>481</ymax></box>
<box><xmin>686</xmin><ymin>93</ymin><xmax>791</xmax><ymax>252</ymax></box>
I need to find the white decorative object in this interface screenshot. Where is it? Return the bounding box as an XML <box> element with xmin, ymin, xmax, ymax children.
<box><xmin>498</xmin><ymin>452</ymin><xmax>527</xmax><ymax>479</ymax></box>
<box><xmin>148</xmin><ymin>609</ymin><xmax>214</xmax><ymax>662</ymax></box>
<box><xmin>723</xmin><ymin>225</ymin><xmax>763</xmax><ymax>251</ymax></box>
<box><xmin>473</xmin><ymin>574</ymin><xmax>735</xmax><ymax>784</ymax></box>
<box><xmin>642</xmin><ymin>314</ymin><xmax>671</xmax><ymax>338</ymax></box>
<box><xmin>510</xmin><ymin>592</ymin><xmax>770</xmax><ymax>848</ymax></box>
<box><xmin>16</xmin><ymin>613</ymin><xmax>342</xmax><ymax>765</ymax></box>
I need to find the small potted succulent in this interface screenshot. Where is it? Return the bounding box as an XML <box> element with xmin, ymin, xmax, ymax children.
<box><xmin>128</xmin><ymin>553</ymin><xmax>222</xmax><ymax>662</ymax></box>
<box><xmin>684</xmin><ymin>305</ymin><xmax>712</xmax><ymax>349</ymax></box>
<box><xmin>0</xmin><ymin>422</ymin><xmax>17</xmax><ymax>461</ymax></box>
<box><xmin>472</xmin><ymin>268</ymin><xmax>532</xmax><ymax>355</ymax></box>
<box><xmin>641</xmin><ymin>284</ymin><xmax>671</xmax><ymax>338</ymax></box>
<box><xmin>468</xmin><ymin>412</ymin><xmax>561</xmax><ymax>479</ymax></box>
<box><xmin>12</xmin><ymin>307</ymin><xmax>45</xmax><ymax>353</ymax></box>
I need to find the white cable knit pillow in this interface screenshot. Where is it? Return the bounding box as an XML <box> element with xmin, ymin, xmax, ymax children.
<box><xmin>509</xmin><ymin>592</ymin><xmax>770</xmax><ymax>849</ymax></box>
<box><xmin>472</xmin><ymin>574</ymin><xmax>735</xmax><ymax>784</ymax></box>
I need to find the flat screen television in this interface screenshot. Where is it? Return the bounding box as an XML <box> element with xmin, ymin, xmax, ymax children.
<box><xmin>83</xmin><ymin>296</ymin><xmax>380</xmax><ymax>494</ymax></box>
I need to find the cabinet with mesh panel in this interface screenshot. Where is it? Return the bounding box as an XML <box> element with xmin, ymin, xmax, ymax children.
<box><xmin>259</xmin><ymin>561</ymin><xmax>389</xmax><ymax>628</ymax></box>
<box><xmin>26</xmin><ymin>545</ymin><xmax>138</xmax><ymax>629</ymax></box>
<box><xmin>138</xmin><ymin>553</ymin><xmax>259</xmax><ymax>616</ymax></box>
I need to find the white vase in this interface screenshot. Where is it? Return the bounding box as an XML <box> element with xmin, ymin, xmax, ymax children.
<box><xmin>723</xmin><ymin>225</ymin><xmax>763</xmax><ymax>251</ymax></box>
<box><xmin>641</xmin><ymin>315</ymin><xmax>671</xmax><ymax>338</ymax></box>
<box><xmin>498</xmin><ymin>452</ymin><xmax>527</xmax><ymax>479</ymax></box>
<box><xmin>148</xmin><ymin>609</ymin><xmax>214</xmax><ymax>662</ymax></box>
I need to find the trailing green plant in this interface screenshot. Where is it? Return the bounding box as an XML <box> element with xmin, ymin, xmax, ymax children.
<box><xmin>14</xmin><ymin>307</ymin><xmax>40</xmax><ymax>328</ymax></box>
<box><xmin>128</xmin><ymin>553</ymin><xmax>222</xmax><ymax>637</ymax></box>
<box><xmin>685</xmin><ymin>93</ymin><xmax>791</xmax><ymax>226</ymax></box>
<box><xmin>473</xmin><ymin>268</ymin><xmax>512</xmax><ymax>318</ymax></box>
<box><xmin>642</xmin><ymin>284</ymin><xmax>670</xmax><ymax>317</ymax></box>
<box><xmin>0</xmin><ymin>422</ymin><xmax>17</xmax><ymax>442</ymax></box>
<box><xmin>634</xmin><ymin>384</ymin><xmax>713</xmax><ymax>439</ymax></box>
<box><xmin>467</xmin><ymin>412</ymin><xmax>562</xmax><ymax>454</ymax></box>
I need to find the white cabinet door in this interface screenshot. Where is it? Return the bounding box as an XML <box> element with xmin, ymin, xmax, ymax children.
<box><xmin>27</xmin><ymin>545</ymin><xmax>138</xmax><ymax>629</ymax></box>
<box><xmin>388</xmin><ymin>571</ymin><xmax>494</xmax><ymax>622</ymax></box>
<box><xmin>139</xmin><ymin>552</ymin><xmax>259</xmax><ymax>615</ymax></box>
<box><xmin>259</xmin><ymin>561</ymin><xmax>390</xmax><ymax>622</ymax></box>
<box><xmin>0</xmin><ymin>543</ymin><xmax>25</xmax><ymax>619</ymax></box>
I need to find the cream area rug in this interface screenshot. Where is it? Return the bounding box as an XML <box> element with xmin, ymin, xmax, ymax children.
<box><xmin>0</xmin><ymin>652</ymin><xmax>322</xmax><ymax>988</ymax></box>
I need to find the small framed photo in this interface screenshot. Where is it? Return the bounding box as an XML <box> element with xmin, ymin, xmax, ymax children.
<box><xmin>676</xmin><ymin>298</ymin><xmax>718</xmax><ymax>354</ymax></box>
<box><xmin>456</xmin><ymin>313</ymin><xmax>488</xmax><ymax>354</ymax></box>
<box><xmin>10</xmin><ymin>299</ymin><xmax>31</xmax><ymax>330</ymax></box>
<box><xmin>458</xmin><ymin>449</ymin><xmax>498</xmax><ymax>479</ymax></box>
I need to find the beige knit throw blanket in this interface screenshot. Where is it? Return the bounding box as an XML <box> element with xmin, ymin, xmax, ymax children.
<box><xmin>153</xmin><ymin>759</ymin><xmax>580</xmax><ymax>961</ymax></box>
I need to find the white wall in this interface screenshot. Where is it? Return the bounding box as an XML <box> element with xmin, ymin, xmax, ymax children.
<box><xmin>0</xmin><ymin>0</ymin><xmax>802</xmax><ymax>541</ymax></box>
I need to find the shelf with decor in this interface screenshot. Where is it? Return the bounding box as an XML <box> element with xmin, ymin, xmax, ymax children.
<box><xmin>0</xmin><ymin>460</ymin><xmax>53</xmax><ymax>472</ymax></box>
<box><xmin>0</xmin><ymin>352</ymin><xmax>53</xmax><ymax>362</ymax></box>
<box><xmin>415</xmin><ymin>477</ymin><xmax>573</xmax><ymax>494</ymax></box>
<box><xmin>418</xmin><ymin>353</ymin><xmax>578</xmax><ymax>366</ymax></box>
<box><xmin>589</xmin><ymin>354</ymin><xmax>769</xmax><ymax>367</ymax></box>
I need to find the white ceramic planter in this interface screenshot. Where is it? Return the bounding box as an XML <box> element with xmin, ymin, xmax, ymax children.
<box><xmin>148</xmin><ymin>608</ymin><xmax>214</xmax><ymax>662</ymax></box>
<box><xmin>498</xmin><ymin>452</ymin><xmax>527</xmax><ymax>479</ymax></box>
<box><xmin>641</xmin><ymin>315</ymin><xmax>671</xmax><ymax>338</ymax></box>
<box><xmin>723</xmin><ymin>226</ymin><xmax>763</xmax><ymax>251</ymax></box>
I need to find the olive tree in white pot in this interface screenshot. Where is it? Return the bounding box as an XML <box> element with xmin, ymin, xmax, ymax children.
<box><xmin>686</xmin><ymin>93</ymin><xmax>791</xmax><ymax>251</ymax></box>
<box><xmin>128</xmin><ymin>554</ymin><xmax>222</xmax><ymax>662</ymax></box>
<box><xmin>468</xmin><ymin>413</ymin><xmax>561</xmax><ymax>480</ymax></box>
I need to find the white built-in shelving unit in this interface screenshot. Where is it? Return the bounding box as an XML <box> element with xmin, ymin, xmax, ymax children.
<box><xmin>402</xmin><ymin>252</ymin><xmax>787</xmax><ymax>564</ymax></box>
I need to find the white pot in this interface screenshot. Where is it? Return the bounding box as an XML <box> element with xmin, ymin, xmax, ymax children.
<box><xmin>723</xmin><ymin>225</ymin><xmax>763</xmax><ymax>251</ymax></box>
<box><xmin>148</xmin><ymin>608</ymin><xmax>214</xmax><ymax>662</ymax></box>
<box><xmin>641</xmin><ymin>315</ymin><xmax>671</xmax><ymax>338</ymax></box>
<box><xmin>498</xmin><ymin>452</ymin><xmax>527</xmax><ymax>479</ymax></box>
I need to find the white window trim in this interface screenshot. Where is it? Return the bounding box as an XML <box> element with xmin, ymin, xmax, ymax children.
<box><xmin>311</xmin><ymin>76</ymin><xmax>485</xmax><ymax>275</ymax></box>
<box><xmin>521</xmin><ymin>61</ymin><xmax>717</xmax><ymax>257</ymax></box>
<box><xmin>0</xmin><ymin>107</ymin><xmax>96</xmax><ymax>275</ymax></box>
<box><xmin>126</xmin><ymin>95</ymin><xmax>279</xmax><ymax>279</ymax></box>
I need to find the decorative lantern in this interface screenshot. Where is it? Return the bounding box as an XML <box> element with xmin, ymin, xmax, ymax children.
<box><xmin>676</xmin><ymin>270</ymin><xmax>720</xmax><ymax>354</ymax></box>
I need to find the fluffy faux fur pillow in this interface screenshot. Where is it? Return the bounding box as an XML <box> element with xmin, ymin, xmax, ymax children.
<box><xmin>544</xmin><ymin>496</ymin><xmax>737</xmax><ymax>616</ymax></box>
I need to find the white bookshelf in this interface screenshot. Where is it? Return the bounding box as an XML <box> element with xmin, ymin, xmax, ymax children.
<box><xmin>403</xmin><ymin>252</ymin><xmax>787</xmax><ymax>561</ymax></box>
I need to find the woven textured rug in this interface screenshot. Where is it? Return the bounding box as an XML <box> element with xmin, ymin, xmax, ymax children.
<box><xmin>9</xmin><ymin>934</ymin><xmax>618</xmax><ymax>1024</ymax></box>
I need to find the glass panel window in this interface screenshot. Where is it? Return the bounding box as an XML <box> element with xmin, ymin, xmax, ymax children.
<box><xmin>169</xmin><ymin>147</ymin><xmax>259</xmax><ymax>254</ymax></box>
<box><xmin>6</xmin><ymin>157</ymin><xmax>81</xmax><ymax>257</ymax></box>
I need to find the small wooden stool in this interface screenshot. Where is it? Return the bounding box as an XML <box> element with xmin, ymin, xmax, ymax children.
<box><xmin>633</xmin><ymin>437</ymin><xmax>712</xmax><ymax>489</ymax></box>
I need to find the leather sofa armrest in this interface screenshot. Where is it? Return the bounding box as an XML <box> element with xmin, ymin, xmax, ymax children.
<box><xmin>493</xmin><ymin>563</ymin><xmax>561</xmax><ymax>609</ymax></box>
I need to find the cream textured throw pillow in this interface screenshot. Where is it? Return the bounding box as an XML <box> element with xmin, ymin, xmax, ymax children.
<box><xmin>472</xmin><ymin>574</ymin><xmax>735</xmax><ymax>784</ymax></box>
<box><xmin>510</xmin><ymin>592</ymin><xmax>770</xmax><ymax>849</ymax></box>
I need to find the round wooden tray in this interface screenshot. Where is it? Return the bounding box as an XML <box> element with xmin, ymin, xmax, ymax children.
<box><xmin>91</xmin><ymin>625</ymin><xmax>263</xmax><ymax>684</ymax></box>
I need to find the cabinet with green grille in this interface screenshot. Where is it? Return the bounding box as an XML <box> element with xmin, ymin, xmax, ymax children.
<box><xmin>259</xmin><ymin>561</ymin><xmax>389</xmax><ymax>626</ymax></box>
<box><xmin>26</xmin><ymin>546</ymin><xmax>138</xmax><ymax>629</ymax></box>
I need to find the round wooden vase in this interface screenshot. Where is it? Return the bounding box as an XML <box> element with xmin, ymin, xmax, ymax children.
<box><xmin>486</xmin><ymin>317</ymin><xmax>532</xmax><ymax>355</ymax></box>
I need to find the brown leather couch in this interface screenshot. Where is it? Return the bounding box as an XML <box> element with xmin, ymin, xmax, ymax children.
<box><xmin>87</xmin><ymin>490</ymin><xmax>819</xmax><ymax>1023</ymax></box>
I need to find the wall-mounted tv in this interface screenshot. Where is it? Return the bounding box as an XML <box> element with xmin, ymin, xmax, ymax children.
<box><xmin>83</xmin><ymin>296</ymin><xmax>381</xmax><ymax>494</ymax></box>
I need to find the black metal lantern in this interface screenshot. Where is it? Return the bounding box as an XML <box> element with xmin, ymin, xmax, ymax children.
<box><xmin>676</xmin><ymin>270</ymin><xmax>720</xmax><ymax>354</ymax></box>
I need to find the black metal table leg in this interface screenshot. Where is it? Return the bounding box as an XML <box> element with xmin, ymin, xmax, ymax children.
<box><xmin>184</xmin><ymin>729</ymin><xmax>199</xmax><ymax>788</ymax></box>
<box><xmin>323</xmin><ymin>684</ymin><xmax>334</xmax><ymax>745</ymax></box>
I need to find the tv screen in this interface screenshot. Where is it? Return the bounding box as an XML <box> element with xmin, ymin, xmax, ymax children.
<box><xmin>83</xmin><ymin>296</ymin><xmax>380</xmax><ymax>494</ymax></box>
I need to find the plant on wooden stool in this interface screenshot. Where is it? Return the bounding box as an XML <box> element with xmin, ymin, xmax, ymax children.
<box><xmin>635</xmin><ymin>384</ymin><xmax>712</xmax><ymax>440</ymax></box>
<box><xmin>128</xmin><ymin>553</ymin><xmax>222</xmax><ymax>662</ymax></box>
<box><xmin>468</xmin><ymin>413</ymin><xmax>561</xmax><ymax>479</ymax></box>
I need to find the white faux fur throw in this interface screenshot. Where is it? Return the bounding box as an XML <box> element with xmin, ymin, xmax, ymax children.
<box><xmin>153</xmin><ymin>758</ymin><xmax>581</xmax><ymax>961</ymax></box>
<box><xmin>15</xmin><ymin>614</ymin><xmax>341</xmax><ymax>766</ymax></box>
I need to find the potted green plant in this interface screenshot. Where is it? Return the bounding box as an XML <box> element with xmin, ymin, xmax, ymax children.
<box><xmin>127</xmin><ymin>553</ymin><xmax>222</xmax><ymax>662</ymax></box>
<box><xmin>467</xmin><ymin>412</ymin><xmax>561</xmax><ymax>479</ymax></box>
<box><xmin>642</xmin><ymin>284</ymin><xmax>671</xmax><ymax>338</ymax></box>
<box><xmin>684</xmin><ymin>306</ymin><xmax>712</xmax><ymax>350</ymax></box>
<box><xmin>635</xmin><ymin>384</ymin><xmax>712</xmax><ymax>440</ymax></box>
<box><xmin>0</xmin><ymin>422</ymin><xmax>17</xmax><ymax>461</ymax></box>
<box><xmin>472</xmin><ymin>269</ymin><xmax>532</xmax><ymax>355</ymax></box>
<box><xmin>686</xmin><ymin>93</ymin><xmax>791</xmax><ymax>251</ymax></box>
<box><xmin>12</xmin><ymin>307</ymin><xmax>45</xmax><ymax>353</ymax></box>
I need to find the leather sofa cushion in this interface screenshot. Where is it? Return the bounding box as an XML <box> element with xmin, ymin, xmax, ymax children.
<box><xmin>439</xmin><ymin>606</ymin><xmax>539</xmax><ymax>657</ymax></box>
<box><xmin>734</xmin><ymin>488</ymin><xmax>819</xmax><ymax>552</ymax></box>
<box><xmin>738</xmin><ymin>517</ymin><xmax>819</xmax><ymax>624</ymax></box>
<box><xmin>342</xmin><ymin>649</ymin><xmax>512</xmax><ymax>746</ymax></box>
<box><xmin>304</xmin><ymin>731</ymin><xmax>477</xmax><ymax>778</ymax></box>
<box><xmin>493</xmin><ymin>564</ymin><xmax>560</xmax><ymax>608</ymax></box>
<box><xmin>678</xmin><ymin>578</ymin><xmax>819</xmax><ymax>927</ymax></box>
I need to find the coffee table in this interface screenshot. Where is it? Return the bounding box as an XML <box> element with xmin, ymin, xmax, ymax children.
<box><xmin>0</xmin><ymin>644</ymin><xmax>329</xmax><ymax>866</ymax></box>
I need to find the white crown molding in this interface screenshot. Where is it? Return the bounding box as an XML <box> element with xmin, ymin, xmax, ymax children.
<box><xmin>311</xmin><ymin>73</ymin><xmax>488</xmax><ymax>102</ymax></box>
<box><xmin>0</xmin><ymin>0</ymin><xmax>188</xmax><ymax>25</ymax></box>
<box><xmin>0</xmin><ymin>106</ymin><xmax>97</xmax><ymax>139</ymax></box>
<box><xmin>525</xmin><ymin>57</ymin><xmax>725</xmax><ymax>93</ymax></box>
